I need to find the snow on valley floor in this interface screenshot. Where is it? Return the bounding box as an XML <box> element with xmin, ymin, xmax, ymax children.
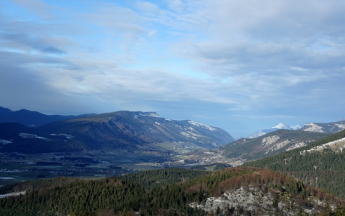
<box><xmin>0</xmin><ymin>191</ymin><xmax>26</xmax><ymax>199</ymax></box>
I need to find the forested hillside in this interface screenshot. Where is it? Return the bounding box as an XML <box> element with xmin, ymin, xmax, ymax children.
<box><xmin>1</xmin><ymin>167</ymin><xmax>344</xmax><ymax>215</ymax></box>
<box><xmin>245</xmin><ymin>129</ymin><xmax>345</xmax><ymax>199</ymax></box>
<box><xmin>119</xmin><ymin>168</ymin><xmax>207</xmax><ymax>190</ymax></box>
<box><xmin>219</xmin><ymin>129</ymin><xmax>328</xmax><ymax>161</ymax></box>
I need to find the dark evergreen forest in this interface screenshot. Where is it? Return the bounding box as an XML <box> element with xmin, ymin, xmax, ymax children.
<box><xmin>1</xmin><ymin>167</ymin><xmax>344</xmax><ymax>215</ymax></box>
<box><xmin>245</xmin><ymin>129</ymin><xmax>345</xmax><ymax>199</ymax></box>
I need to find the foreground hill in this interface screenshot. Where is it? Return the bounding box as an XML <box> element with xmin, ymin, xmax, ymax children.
<box><xmin>0</xmin><ymin>111</ymin><xmax>234</xmax><ymax>153</ymax></box>
<box><xmin>0</xmin><ymin>106</ymin><xmax>89</xmax><ymax>127</ymax></box>
<box><xmin>1</xmin><ymin>167</ymin><xmax>343</xmax><ymax>215</ymax></box>
<box><xmin>245</xmin><ymin>129</ymin><xmax>345</xmax><ymax>199</ymax></box>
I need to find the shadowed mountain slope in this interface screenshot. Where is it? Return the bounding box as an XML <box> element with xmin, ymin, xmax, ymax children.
<box><xmin>0</xmin><ymin>111</ymin><xmax>234</xmax><ymax>153</ymax></box>
<box><xmin>0</xmin><ymin>106</ymin><xmax>90</xmax><ymax>127</ymax></box>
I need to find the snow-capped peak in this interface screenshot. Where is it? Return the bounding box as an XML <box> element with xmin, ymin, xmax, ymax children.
<box><xmin>272</xmin><ymin>123</ymin><xmax>290</xmax><ymax>130</ymax></box>
<box><xmin>290</xmin><ymin>125</ymin><xmax>302</xmax><ymax>130</ymax></box>
<box><xmin>272</xmin><ymin>123</ymin><xmax>301</xmax><ymax>130</ymax></box>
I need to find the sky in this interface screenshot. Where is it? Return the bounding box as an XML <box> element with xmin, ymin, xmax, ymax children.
<box><xmin>1</xmin><ymin>0</ymin><xmax>345</xmax><ymax>138</ymax></box>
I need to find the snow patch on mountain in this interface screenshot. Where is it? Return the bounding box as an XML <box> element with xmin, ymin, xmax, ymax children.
<box><xmin>0</xmin><ymin>191</ymin><xmax>26</xmax><ymax>199</ymax></box>
<box><xmin>335</xmin><ymin>123</ymin><xmax>345</xmax><ymax>130</ymax></box>
<box><xmin>181</xmin><ymin>131</ymin><xmax>205</xmax><ymax>140</ymax></box>
<box><xmin>139</xmin><ymin>112</ymin><xmax>160</xmax><ymax>118</ymax></box>
<box><xmin>19</xmin><ymin>133</ymin><xmax>48</xmax><ymax>140</ymax></box>
<box><xmin>301</xmin><ymin>137</ymin><xmax>345</xmax><ymax>154</ymax></box>
<box><xmin>303</xmin><ymin>123</ymin><xmax>324</xmax><ymax>133</ymax></box>
<box><xmin>286</xmin><ymin>142</ymin><xmax>307</xmax><ymax>151</ymax></box>
<box><xmin>188</xmin><ymin>121</ymin><xmax>216</xmax><ymax>131</ymax></box>
<box><xmin>49</xmin><ymin>134</ymin><xmax>73</xmax><ymax>139</ymax></box>
<box><xmin>0</xmin><ymin>139</ymin><xmax>12</xmax><ymax>145</ymax></box>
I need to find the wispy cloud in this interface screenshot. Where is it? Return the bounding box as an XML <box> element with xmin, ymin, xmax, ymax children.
<box><xmin>1</xmin><ymin>0</ymin><xmax>345</xmax><ymax>137</ymax></box>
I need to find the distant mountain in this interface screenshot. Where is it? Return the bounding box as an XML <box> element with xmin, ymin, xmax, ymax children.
<box><xmin>249</xmin><ymin>119</ymin><xmax>345</xmax><ymax>139</ymax></box>
<box><xmin>0</xmin><ymin>111</ymin><xmax>234</xmax><ymax>153</ymax></box>
<box><xmin>220</xmin><ymin>129</ymin><xmax>328</xmax><ymax>161</ymax></box>
<box><xmin>273</xmin><ymin>123</ymin><xmax>292</xmax><ymax>129</ymax></box>
<box><xmin>0</xmin><ymin>106</ymin><xmax>93</xmax><ymax>127</ymax></box>
<box><xmin>186</xmin><ymin>129</ymin><xmax>329</xmax><ymax>168</ymax></box>
<box><xmin>249</xmin><ymin>123</ymin><xmax>302</xmax><ymax>138</ymax></box>
<box><xmin>245</xmin><ymin>129</ymin><xmax>345</xmax><ymax>199</ymax></box>
<box><xmin>249</xmin><ymin>128</ymin><xmax>276</xmax><ymax>139</ymax></box>
<box><xmin>299</xmin><ymin>119</ymin><xmax>345</xmax><ymax>133</ymax></box>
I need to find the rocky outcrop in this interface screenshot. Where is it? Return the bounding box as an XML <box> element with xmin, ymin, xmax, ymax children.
<box><xmin>190</xmin><ymin>186</ymin><xmax>330</xmax><ymax>215</ymax></box>
<box><xmin>300</xmin><ymin>119</ymin><xmax>345</xmax><ymax>134</ymax></box>
<box><xmin>262</xmin><ymin>135</ymin><xmax>280</xmax><ymax>147</ymax></box>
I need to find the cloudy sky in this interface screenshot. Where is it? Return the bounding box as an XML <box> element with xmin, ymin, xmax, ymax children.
<box><xmin>1</xmin><ymin>0</ymin><xmax>345</xmax><ymax>138</ymax></box>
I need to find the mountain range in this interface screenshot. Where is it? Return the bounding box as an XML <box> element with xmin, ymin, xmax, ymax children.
<box><xmin>249</xmin><ymin>119</ymin><xmax>345</xmax><ymax>139</ymax></box>
<box><xmin>0</xmin><ymin>108</ymin><xmax>234</xmax><ymax>153</ymax></box>
<box><xmin>1</xmin><ymin>106</ymin><xmax>345</xmax><ymax>215</ymax></box>
<box><xmin>188</xmin><ymin>129</ymin><xmax>330</xmax><ymax>167</ymax></box>
<box><xmin>0</xmin><ymin>106</ymin><xmax>94</xmax><ymax>127</ymax></box>
<box><xmin>221</xmin><ymin>129</ymin><xmax>328</xmax><ymax>161</ymax></box>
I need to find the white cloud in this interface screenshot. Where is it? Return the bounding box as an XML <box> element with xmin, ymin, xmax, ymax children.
<box><xmin>146</xmin><ymin>30</ymin><xmax>157</xmax><ymax>38</ymax></box>
<box><xmin>9</xmin><ymin>0</ymin><xmax>52</xmax><ymax>19</ymax></box>
<box><xmin>136</xmin><ymin>1</ymin><xmax>159</xmax><ymax>13</ymax></box>
<box><xmin>167</xmin><ymin>0</ymin><xmax>185</xmax><ymax>13</ymax></box>
<box><xmin>2</xmin><ymin>0</ymin><xmax>345</xmax><ymax>136</ymax></box>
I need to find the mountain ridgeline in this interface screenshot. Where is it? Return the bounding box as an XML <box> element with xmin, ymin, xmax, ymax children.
<box><xmin>248</xmin><ymin>119</ymin><xmax>345</xmax><ymax>139</ymax></box>
<box><xmin>245</xmin><ymin>129</ymin><xmax>345</xmax><ymax>199</ymax></box>
<box><xmin>0</xmin><ymin>110</ymin><xmax>234</xmax><ymax>153</ymax></box>
<box><xmin>0</xmin><ymin>106</ymin><xmax>92</xmax><ymax>127</ymax></box>
<box><xmin>299</xmin><ymin>119</ymin><xmax>345</xmax><ymax>133</ymax></box>
<box><xmin>219</xmin><ymin>129</ymin><xmax>329</xmax><ymax>161</ymax></box>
